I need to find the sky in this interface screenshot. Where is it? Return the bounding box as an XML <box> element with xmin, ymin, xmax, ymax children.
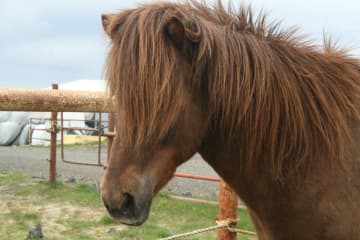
<box><xmin>0</xmin><ymin>0</ymin><xmax>359</xmax><ymax>88</ymax></box>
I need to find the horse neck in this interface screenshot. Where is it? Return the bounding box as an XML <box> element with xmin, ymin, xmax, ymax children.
<box><xmin>198</xmin><ymin>122</ymin><xmax>360</xmax><ymax>239</ymax></box>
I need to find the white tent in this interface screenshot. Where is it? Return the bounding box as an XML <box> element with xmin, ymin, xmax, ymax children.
<box><xmin>0</xmin><ymin>80</ymin><xmax>107</xmax><ymax>146</ymax></box>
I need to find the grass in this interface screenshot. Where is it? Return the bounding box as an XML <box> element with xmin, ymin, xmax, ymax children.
<box><xmin>0</xmin><ymin>172</ymin><xmax>255</xmax><ymax>240</ymax></box>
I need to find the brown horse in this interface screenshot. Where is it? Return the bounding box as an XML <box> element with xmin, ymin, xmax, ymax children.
<box><xmin>100</xmin><ymin>2</ymin><xmax>360</xmax><ymax>239</ymax></box>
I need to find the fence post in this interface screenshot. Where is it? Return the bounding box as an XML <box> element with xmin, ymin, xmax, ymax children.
<box><xmin>49</xmin><ymin>84</ymin><xmax>58</xmax><ymax>182</ymax></box>
<box><xmin>107</xmin><ymin>113</ymin><xmax>114</xmax><ymax>162</ymax></box>
<box><xmin>218</xmin><ymin>179</ymin><xmax>237</xmax><ymax>240</ymax></box>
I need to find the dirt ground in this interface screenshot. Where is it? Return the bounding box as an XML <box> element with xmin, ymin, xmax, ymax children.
<box><xmin>0</xmin><ymin>145</ymin><xmax>220</xmax><ymax>199</ymax></box>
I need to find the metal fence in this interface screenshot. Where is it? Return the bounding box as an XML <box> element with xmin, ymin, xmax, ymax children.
<box><xmin>0</xmin><ymin>84</ymin><xmax>247</xmax><ymax>240</ymax></box>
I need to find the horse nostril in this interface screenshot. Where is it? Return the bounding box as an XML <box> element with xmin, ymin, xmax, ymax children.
<box><xmin>104</xmin><ymin>192</ymin><xmax>136</xmax><ymax>219</ymax></box>
<box><xmin>120</xmin><ymin>192</ymin><xmax>135</xmax><ymax>216</ymax></box>
<box><xmin>121</xmin><ymin>193</ymin><xmax>135</xmax><ymax>210</ymax></box>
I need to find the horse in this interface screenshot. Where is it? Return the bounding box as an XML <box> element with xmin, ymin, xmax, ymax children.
<box><xmin>100</xmin><ymin>2</ymin><xmax>360</xmax><ymax>239</ymax></box>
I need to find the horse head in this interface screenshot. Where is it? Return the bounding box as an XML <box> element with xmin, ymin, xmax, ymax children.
<box><xmin>100</xmin><ymin>4</ymin><xmax>206</xmax><ymax>225</ymax></box>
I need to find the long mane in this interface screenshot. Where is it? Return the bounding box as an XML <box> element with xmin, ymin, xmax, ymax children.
<box><xmin>105</xmin><ymin>1</ymin><xmax>360</xmax><ymax>179</ymax></box>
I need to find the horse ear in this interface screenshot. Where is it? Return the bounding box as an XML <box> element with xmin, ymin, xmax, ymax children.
<box><xmin>165</xmin><ymin>14</ymin><xmax>201</xmax><ymax>50</ymax></box>
<box><xmin>101</xmin><ymin>13</ymin><xmax>115</xmax><ymax>38</ymax></box>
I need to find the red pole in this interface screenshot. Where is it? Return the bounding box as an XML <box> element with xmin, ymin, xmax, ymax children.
<box><xmin>218</xmin><ymin>179</ymin><xmax>237</xmax><ymax>240</ymax></box>
<box><xmin>107</xmin><ymin>112</ymin><xmax>114</xmax><ymax>163</ymax></box>
<box><xmin>49</xmin><ymin>84</ymin><xmax>58</xmax><ymax>182</ymax></box>
<box><xmin>174</xmin><ymin>172</ymin><xmax>220</xmax><ymax>182</ymax></box>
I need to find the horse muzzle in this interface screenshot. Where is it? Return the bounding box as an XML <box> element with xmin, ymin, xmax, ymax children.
<box><xmin>101</xmin><ymin>186</ymin><xmax>153</xmax><ymax>226</ymax></box>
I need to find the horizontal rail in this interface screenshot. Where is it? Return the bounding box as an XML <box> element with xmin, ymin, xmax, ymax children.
<box><xmin>62</xmin><ymin>127</ymin><xmax>101</xmax><ymax>131</ymax></box>
<box><xmin>0</xmin><ymin>88</ymin><xmax>115</xmax><ymax>112</ymax></box>
<box><xmin>103</xmin><ymin>132</ymin><xmax>116</xmax><ymax>137</ymax></box>
<box><xmin>169</xmin><ymin>195</ymin><xmax>247</xmax><ymax>210</ymax></box>
<box><xmin>174</xmin><ymin>172</ymin><xmax>221</xmax><ymax>182</ymax></box>
<box><xmin>31</xmin><ymin>117</ymin><xmax>109</xmax><ymax>123</ymax></box>
<box><xmin>100</xmin><ymin>166</ymin><xmax>221</xmax><ymax>183</ymax></box>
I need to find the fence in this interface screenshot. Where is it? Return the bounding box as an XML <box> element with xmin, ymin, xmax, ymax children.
<box><xmin>0</xmin><ymin>85</ymin><xmax>244</xmax><ymax>240</ymax></box>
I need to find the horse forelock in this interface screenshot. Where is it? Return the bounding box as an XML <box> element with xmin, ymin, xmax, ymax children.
<box><xmin>105</xmin><ymin>1</ymin><xmax>360</xmax><ymax>179</ymax></box>
<box><xmin>106</xmin><ymin>3</ymin><xmax>193</xmax><ymax>147</ymax></box>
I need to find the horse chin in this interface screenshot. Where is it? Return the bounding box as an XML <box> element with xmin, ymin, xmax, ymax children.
<box><xmin>114</xmin><ymin>209</ymin><xmax>150</xmax><ymax>226</ymax></box>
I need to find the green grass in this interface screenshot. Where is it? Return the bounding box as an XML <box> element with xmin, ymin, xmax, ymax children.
<box><xmin>0</xmin><ymin>172</ymin><xmax>28</xmax><ymax>184</ymax></box>
<box><xmin>0</xmin><ymin>172</ymin><xmax>255</xmax><ymax>240</ymax></box>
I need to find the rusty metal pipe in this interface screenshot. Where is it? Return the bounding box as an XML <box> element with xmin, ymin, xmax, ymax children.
<box><xmin>218</xmin><ymin>180</ymin><xmax>238</xmax><ymax>240</ymax></box>
<box><xmin>97</xmin><ymin>113</ymin><xmax>102</xmax><ymax>165</ymax></box>
<box><xmin>107</xmin><ymin>113</ymin><xmax>115</xmax><ymax>163</ymax></box>
<box><xmin>174</xmin><ymin>172</ymin><xmax>221</xmax><ymax>182</ymax></box>
<box><xmin>49</xmin><ymin>84</ymin><xmax>58</xmax><ymax>183</ymax></box>
<box><xmin>0</xmin><ymin>88</ymin><xmax>115</xmax><ymax>112</ymax></box>
<box><xmin>60</xmin><ymin>112</ymin><xmax>105</xmax><ymax>167</ymax></box>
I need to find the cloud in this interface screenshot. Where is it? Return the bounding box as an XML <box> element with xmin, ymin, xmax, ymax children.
<box><xmin>4</xmin><ymin>37</ymin><xmax>108</xmax><ymax>69</ymax></box>
<box><xmin>0</xmin><ymin>0</ymin><xmax>359</xmax><ymax>88</ymax></box>
<box><xmin>0</xmin><ymin>0</ymin><xmax>127</xmax><ymax>87</ymax></box>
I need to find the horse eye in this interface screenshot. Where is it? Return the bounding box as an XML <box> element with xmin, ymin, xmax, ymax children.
<box><xmin>160</xmin><ymin>127</ymin><xmax>175</xmax><ymax>145</ymax></box>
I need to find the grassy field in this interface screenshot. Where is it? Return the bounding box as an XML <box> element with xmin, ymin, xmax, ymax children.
<box><xmin>0</xmin><ymin>172</ymin><xmax>255</xmax><ymax>240</ymax></box>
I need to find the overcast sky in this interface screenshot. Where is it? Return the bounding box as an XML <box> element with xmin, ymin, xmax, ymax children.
<box><xmin>1</xmin><ymin>0</ymin><xmax>359</xmax><ymax>88</ymax></box>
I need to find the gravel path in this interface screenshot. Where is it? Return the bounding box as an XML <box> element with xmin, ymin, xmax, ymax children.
<box><xmin>0</xmin><ymin>145</ymin><xmax>220</xmax><ymax>199</ymax></box>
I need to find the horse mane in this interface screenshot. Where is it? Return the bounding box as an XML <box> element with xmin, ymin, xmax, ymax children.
<box><xmin>105</xmin><ymin>1</ymin><xmax>360</xmax><ymax>179</ymax></box>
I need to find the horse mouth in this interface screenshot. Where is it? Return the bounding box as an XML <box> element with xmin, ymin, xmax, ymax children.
<box><xmin>103</xmin><ymin>192</ymin><xmax>152</xmax><ymax>226</ymax></box>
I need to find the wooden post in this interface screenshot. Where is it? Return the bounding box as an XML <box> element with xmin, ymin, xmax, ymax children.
<box><xmin>49</xmin><ymin>84</ymin><xmax>58</xmax><ymax>183</ymax></box>
<box><xmin>218</xmin><ymin>179</ymin><xmax>238</xmax><ymax>240</ymax></box>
